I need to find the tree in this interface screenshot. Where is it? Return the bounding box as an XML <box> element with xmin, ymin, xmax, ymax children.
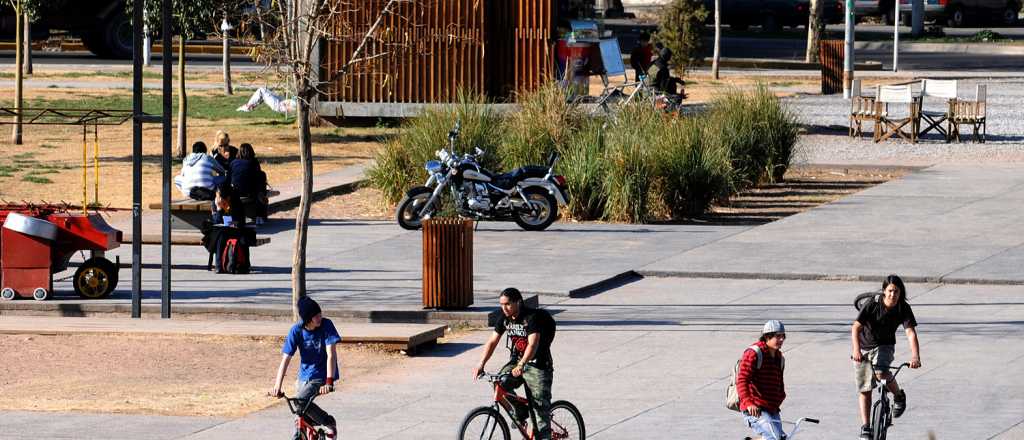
<box><xmin>657</xmin><ymin>0</ymin><xmax>708</xmax><ymax>77</ymax></box>
<box><xmin>245</xmin><ymin>0</ymin><xmax>413</xmax><ymax>318</ymax></box>
<box><xmin>130</xmin><ymin>0</ymin><xmax>241</xmax><ymax>158</ymax></box>
<box><xmin>805</xmin><ymin>0</ymin><xmax>824</xmax><ymax>63</ymax></box>
<box><xmin>712</xmin><ymin>0</ymin><xmax>721</xmax><ymax>79</ymax></box>
<box><xmin>7</xmin><ymin>0</ymin><xmax>40</xmax><ymax>144</ymax></box>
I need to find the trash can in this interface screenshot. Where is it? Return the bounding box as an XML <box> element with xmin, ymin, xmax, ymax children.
<box><xmin>422</xmin><ymin>218</ymin><xmax>473</xmax><ymax>309</ymax></box>
<box><xmin>1</xmin><ymin>213</ymin><xmax>58</xmax><ymax>301</ymax></box>
<box><xmin>819</xmin><ymin>40</ymin><xmax>845</xmax><ymax>95</ymax></box>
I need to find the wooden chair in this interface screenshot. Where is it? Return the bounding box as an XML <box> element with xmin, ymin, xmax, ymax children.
<box><xmin>849</xmin><ymin>79</ymin><xmax>878</xmax><ymax>139</ymax></box>
<box><xmin>874</xmin><ymin>85</ymin><xmax>917</xmax><ymax>143</ymax></box>
<box><xmin>950</xmin><ymin>84</ymin><xmax>987</xmax><ymax>143</ymax></box>
<box><xmin>919</xmin><ymin>79</ymin><xmax>957</xmax><ymax>141</ymax></box>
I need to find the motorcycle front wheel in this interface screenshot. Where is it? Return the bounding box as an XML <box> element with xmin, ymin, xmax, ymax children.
<box><xmin>396</xmin><ymin>186</ymin><xmax>435</xmax><ymax>230</ymax></box>
<box><xmin>514</xmin><ymin>188</ymin><xmax>558</xmax><ymax>231</ymax></box>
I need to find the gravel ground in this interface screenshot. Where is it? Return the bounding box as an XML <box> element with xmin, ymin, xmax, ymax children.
<box><xmin>785</xmin><ymin>78</ymin><xmax>1024</xmax><ymax>166</ymax></box>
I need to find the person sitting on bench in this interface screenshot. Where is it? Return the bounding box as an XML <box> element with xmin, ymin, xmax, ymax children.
<box><xmin>231</xmin><ymin>143</ymin><xmax>270</xmax><ymax>225</ymax></box>
<box><xmin>174</xmin><ymin>141</ymin><xmax>226</xmax><ymax>200</ymax></box>
<box><xmin>212</xmin><ymin>130</ymin><xmax>238</xmax><ymax>171</ymax></box>
<box><xmin>213</xmin><ymin>184</ymin><xmax>246</xmax><ymax>227</ymax></box>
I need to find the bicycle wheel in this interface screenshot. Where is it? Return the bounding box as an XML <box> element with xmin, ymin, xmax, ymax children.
<box><xmin>549</xmin><ymin>400</ymin><xmax>586</xmax><ymax>440</ymax></box>
<box><xmin>870</xmin><ymin>399</ymin><xmax>888</xmax><ymax>440</ymax></box>
<box><xmin>458</xmin><ymin>406</ymin><xmax>510</xmax><ymax>440</ymax></box>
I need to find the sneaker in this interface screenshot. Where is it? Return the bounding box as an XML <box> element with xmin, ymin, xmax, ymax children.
<box><xmin>893</xmin><ymin>389</ymin><xmax>907</xmax><ymax>418</ymax></box>
<box><xmin>236</xmin><ymin>103</ymin><xmax>254</xmax><ymax>112</ymax></box>
<box><xmin>859</xmin><ymin>424</ymin><xmax>871</xmax><ymax>439</ymax></box>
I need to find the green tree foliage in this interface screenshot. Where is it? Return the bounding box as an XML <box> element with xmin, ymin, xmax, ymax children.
<box><xmin>656</xmin><ymin>0</ymin><xmax>708</xmax><ymax>76</ymax></box>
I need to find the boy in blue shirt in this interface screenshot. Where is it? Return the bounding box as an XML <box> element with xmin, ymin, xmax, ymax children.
<box><xmin>271</xmin><ymin>296</ymin><xmax>340</xmax><ymax>438</ymax></box>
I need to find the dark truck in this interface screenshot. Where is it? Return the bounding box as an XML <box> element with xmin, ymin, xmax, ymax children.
<box><xmin>1</xmin><ymin>0</ymin><xmax>131</xmax><ymax>58</ymax></box>
<box><xmin>705</xmin><ymin>0</ymin><xmax>845</xmax><ymax>31</ymax></box>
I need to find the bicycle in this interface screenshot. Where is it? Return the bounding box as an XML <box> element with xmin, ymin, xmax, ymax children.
<box><xmin>458</xmin><ymin>371</ymin><xmax>585</xmax><ymax>440</ymax></box>
<box><xmin>742</xmin><ymin>416</ymin><xmax>819</xmax><ymax>440</ymax></box>
<box><xmin>869</xmin><ymin>362</ymin><xmax>911</xmax><ymax>440</ymax></box>
<box><xmin>277</xmin><ymin>392</ymin><xmax>337</xmax><ymax>440</ymax></box>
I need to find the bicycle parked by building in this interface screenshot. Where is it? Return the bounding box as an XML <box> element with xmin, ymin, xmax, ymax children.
<box><xmin>459</xmin><ymin>371</ymin><xmax>585</xmax><ymax>440</ymax></box>
<box><xmin>868</xmin><ymin>362</ymin><xmax>911</xmax><ymax>440</ymax></box>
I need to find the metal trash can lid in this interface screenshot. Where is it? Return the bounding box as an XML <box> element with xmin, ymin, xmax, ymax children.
<box><xmin>3</xmin><ymin>212</ymin><xmax>59</xmax><ymax>241</ymax></box>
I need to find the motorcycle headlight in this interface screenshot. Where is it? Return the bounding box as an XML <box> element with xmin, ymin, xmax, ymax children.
<box><xmin>425</xmin><ymin>160</ymin><xmax>443</xmax><ymax>174</ymax></box>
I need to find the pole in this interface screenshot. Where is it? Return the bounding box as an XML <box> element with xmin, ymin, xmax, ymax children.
<box><xmin>12</xmin><ymin>1</ymin><xmax>23</xmax><ymax>145</ymax></box>
<box><xmin>843</xmin><ymin>0</ymin><xmax>855</xmax><ymax>98</ymax></box>
<box><xmin>892</xmin><ymin>0</ymin><xmax>899</xmax><ymax>72</ymax></box>
<box><xmin>911</xmin><ymin>0</ymin><xmax>924</xmax><ymax>37</ymax></box>
<box><xmin>222</xmin><ymin>18</ymin><xmax>233</xmax><ymax>95</ymax></box>
<box><xmin>161</xmin><ymin>0</ymin><xmax>173</xmax><ymax>319</ymax></box>
<box><xmin>131</xmin><ymin>0</ymin><xmax>144</xmax><ymax>318</ymax></box>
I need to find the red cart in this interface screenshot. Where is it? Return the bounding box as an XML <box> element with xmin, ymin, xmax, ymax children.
<box><xmin>0</xmin><ymin>204</ymin><xmax>121</xmax><ymax>301</ymax></box>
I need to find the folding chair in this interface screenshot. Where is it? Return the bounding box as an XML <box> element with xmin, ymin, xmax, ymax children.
<box><xmin>950</xmin><ymin>84</ymin><xmax>987</xmax><ymax>143</ymax></box>
<box><xmin>849</xmin><ymin>80</ymin><xmax>878</xmax><ymax>139</ymax></box>
<box><xmin>919</xmin><ymin>79</ymin><xmax>957</xmax><ymax>141</ymax></box>
<box><xmin>874</xmin><ymin>85</ymin><xmax>917</xmax><ymax>143</ymax></box>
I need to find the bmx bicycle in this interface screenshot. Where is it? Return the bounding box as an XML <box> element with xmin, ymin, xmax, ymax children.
<box><xmin>458</xmin><ymin>371</ymin><xmax>585</xmax><ymax>440</ymax></box>
<box><xmin>741</xmin><ymin>416</ymin><xmax>819</xmax><ymax>440</ymax></box>
<box><xmin>868</xmin><ymin>362</ymin><xmax>911</xmax><ymax>440</ymax></box>
<box><xmin>276</xmin><ymin>392</ymin><xmax>337</xmax><ymax>440</ymax></box>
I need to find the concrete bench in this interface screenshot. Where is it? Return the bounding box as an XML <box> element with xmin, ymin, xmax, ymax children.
<box><xmin>149</xmin><ymin>190</ymin><xmax>280</xmax><ymax>232</ymax></box>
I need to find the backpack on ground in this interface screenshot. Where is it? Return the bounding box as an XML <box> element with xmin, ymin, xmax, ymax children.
<box><xmin>219</xmin><ymin>237</ymin><xmax>250</xmax><ymax>274</ymax></box>
<box><xmin>726</xmin><ymin>345</ymin><xmax>785</xmax><ymax>412</ymax></box>
<box><xmin>854</xmin><ymin>291</ymin><xmax>882</xmax><ymax>311</ymax></box>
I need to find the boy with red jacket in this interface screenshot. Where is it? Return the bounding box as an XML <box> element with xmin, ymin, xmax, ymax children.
<box><xmin>737</xmin><ymin>320</ymin><xmax>787</xmax><ymax>440</ymax></box>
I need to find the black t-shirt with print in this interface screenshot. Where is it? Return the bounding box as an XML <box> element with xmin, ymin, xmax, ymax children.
<box><xmin>494</xmin><ymin>306</ymin><xmax>556</xmax><ymax>370</ymax></box>
<box><xmin>857</xmin><ymin>299</ymin><xmax>917</xmax><ymax>349</ymax></box>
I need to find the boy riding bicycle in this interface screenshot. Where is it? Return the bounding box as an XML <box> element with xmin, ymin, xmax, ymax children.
<box><xmin>851</xmin><ymin>275</ymin><xmax>921</xmax><ymax>440</ymax></box>
<box><xmin>472</xmin><ymin>288</ymin><xmax>557</xmax><ymax>440</ymax></box>
<box><xmin>271</xmin><ymin>296</ymin><xmax>340</xmax><ymax>439</ymax></box>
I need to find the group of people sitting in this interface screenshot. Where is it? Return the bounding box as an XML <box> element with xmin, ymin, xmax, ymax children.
<box><xmin>174</xmin><ymin>130</ymin><xmax>270</xmax><ymax>226</ymax></box>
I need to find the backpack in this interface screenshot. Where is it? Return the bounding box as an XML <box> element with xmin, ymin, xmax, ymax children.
<box><xmin>726</xmin><ymin>345</ymin><xmax>785</xmax><ymax>412</ymax></box>
<box><xmin>189</xmin><ymin>186</ymin><xmax>215</xmax><ymax>201</ymax></box>
<box><xmin>219</xmin><ymin>238</ymin><xmax>250</xmax><ymax>274</ymax></box>
<box><xmin>854</xmin><ymin>291</ymin><xmax>882</xmax><ymax>312</ymax></box>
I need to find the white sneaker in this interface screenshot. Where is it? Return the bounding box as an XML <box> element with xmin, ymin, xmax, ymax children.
<box><xmin>236</xmin><ymin>103</ymin><xmax>254</xmax><ymax>112</ymax></box>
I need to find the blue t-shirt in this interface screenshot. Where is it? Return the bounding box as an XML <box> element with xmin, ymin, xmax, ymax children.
<box><xmin>282</xmin><ymin>318</ymin><xmax>342</xmax><ymax>382</ymax></box>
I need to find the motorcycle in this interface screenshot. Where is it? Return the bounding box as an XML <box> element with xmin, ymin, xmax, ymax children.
<box><xmin>395</xmin><ymin>122</ymin><xmax>569</xmax><ymax>231</ymax></box>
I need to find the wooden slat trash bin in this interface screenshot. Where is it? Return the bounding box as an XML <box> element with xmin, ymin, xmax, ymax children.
<box><xmin>819</xmin><ymin>40</ymin><xmax>844</xmax><ymax>95</ymax></box>
<box><xmin>422</xmin><ymin>218</ymin><xmax>474</xmax><ymax>309</ymax></box>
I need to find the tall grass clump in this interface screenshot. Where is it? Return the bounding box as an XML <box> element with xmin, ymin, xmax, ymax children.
<box><xmin>655</xmin><ymin>117</ymin><xmax>734</xmax><ymax>218</ymax></box>
<box><xmin>601</xmin><ymin>103</ymin><xmax>662</xmax><ymax>223</ymax></box>
<box><xmin>501</xmin><ymin>83</ymin><xmax>584</xmax><ymax>170</ymax></box>
<box><xmin>557</xmin><ymin>118</ymin><xmax>607</xmax><ymax>220</ymax></box>
<box><xmin>708</xmin><ymin>85</ymin><xmax>798</xmax><ymax>188</ymax></box>
<box><xmin>367</xmin><ymin>91</ymin><xmax>502</xmax><ymax>205</ymax></box>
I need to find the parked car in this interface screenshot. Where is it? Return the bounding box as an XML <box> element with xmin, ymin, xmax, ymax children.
<box><xmin>0</xmin><ymin>0</ymin><xmax>131</xmax><ymax>58</ymax></box>
<box><xmin>898</xmin><ymin>0</ymin><xmax>1021</xmax><ymax>27</ymax></box>
<box><xmin>704</xmin><ymin>0</ymin><xmax>844</xmax><ymax>32</ymax></box>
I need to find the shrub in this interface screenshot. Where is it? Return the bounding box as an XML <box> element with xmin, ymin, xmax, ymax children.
<box><xmin>708</xmin><ymin>85</ymin><xmax>798</xmax><ymax>187</ymax></box>
<box><xmin>601</xmin><ymin>103</ymin><xmax>661</xmax><ymax>223</ymax></box>
<box><xmin>367</xmin><ymin>91</ymin><xmax>502</xmax><ymax>205</ymax></box>
<box><xmin>557</xmin><ymin>118</ymin><xmax>607</xmax><ymax>220</ymax></box>
<box><xmin>656</xmin><ymin>0</ymin><xmax>708</xmax><ymax>77</ymax></box>
<box><xmin>501</xmin><ymin>83</ymin><xmax>584</xmax><ymax>170</ymax></box>
<box><xmin>655</xmin><ymin>117</ymin><xmax>734</xmax><ymax>218</ymax></box>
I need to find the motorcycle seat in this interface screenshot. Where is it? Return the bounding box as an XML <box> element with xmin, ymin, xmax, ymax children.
<box><xmin>492</xmin><ymin>165</ymin><xmax>548</xmax><ymax>190</ymax></box>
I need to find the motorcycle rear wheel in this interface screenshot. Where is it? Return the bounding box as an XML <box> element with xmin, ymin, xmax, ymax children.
<box><xmin>514</xmin><ymin>189</ymin><xmax>557</xmax><ymax>231</ymax></box>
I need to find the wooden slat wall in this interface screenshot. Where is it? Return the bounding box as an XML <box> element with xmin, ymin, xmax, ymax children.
<box><xmin>323</xmin><ymin>0</ymin><xmax>553</xmax><ymax>104</ymax></box>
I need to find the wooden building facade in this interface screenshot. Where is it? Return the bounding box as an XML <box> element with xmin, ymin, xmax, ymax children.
<box><xmin>319</xmin><ymin>0</ymin><xmax>557</xmax><ymax>115</ymax></box>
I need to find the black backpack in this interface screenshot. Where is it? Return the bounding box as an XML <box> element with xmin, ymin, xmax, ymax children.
<box><xmin>219</xmin><ymin>237</ymin><xmax>250</xmax><ymax>274</ymax></box>
<box><xmin>854</xmin><ymin>291</ymin><xmax>882</xmax><ymax>311</ymax></box>
<box><xmin>189</xmin><ymin>186</ymin><xmax>215</xmax><ymax>201</ymax></box>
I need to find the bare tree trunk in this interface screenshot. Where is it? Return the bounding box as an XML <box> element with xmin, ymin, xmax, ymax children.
<box><xmin>176</xmin><ymin>37</ymin><xmax>188</xmax><ymax>159</ymax></box>
<box><xmin>222</xmin><ymin>14</ymin><xmax>233</xmax><ymax>95</ymax></box>
<box><xmin>291</xmin><ymin>94</ymin><xmax>314</xmax><ymax>315</ymax></box>
<box><xmin>23</xmin><ymin>13</ymin><xmax>32</xmax><ymax>75</ymax></box>
<box><xmin>12</xmin><ymin>3</ymin><xmax>23</xmax><ymax>145</ymax></box>
<box><xmin>712</xmin><ymin>0</ymin><xmax>721</xmax><ymax>80</ymax></box>
<box><xmin>805</xmin><ymin>0</ymin><xmax>823</xmax><ymax>63</ymax></box>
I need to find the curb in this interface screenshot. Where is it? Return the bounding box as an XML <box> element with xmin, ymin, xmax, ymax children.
<box><xmin>853</xmin><ymin>41</ymin><xmax>1024</xmax><ymax>55</ymax></box>
<box><xmin>0</xmin><ymin>295</ymin><xmax>539</xmax><ymax>327</ymax></box>
<box><xmin>699</xmin><ymin>58</ymin><xmax>884</xmax><ymax>70</ymax></box>
<box><xmin>635</xmin><ymin>270</ymin><xmax>1024</xmax><ymax>286</ymax></box>
<box><xmin>0</xmin><ymin>42</ymin><xmax>254</xmax><ymax>56</ymax></box>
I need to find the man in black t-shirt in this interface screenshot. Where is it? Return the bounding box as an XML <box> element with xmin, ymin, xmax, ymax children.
<box><xmin>473</xmin><ymin>287</ymin><xmax>556</xmax><ymax>439</ymax></box>
<box><xmin>851</xmin><ymin>275</ymin><xmax>921</xmax><ymax>440</ymax></box>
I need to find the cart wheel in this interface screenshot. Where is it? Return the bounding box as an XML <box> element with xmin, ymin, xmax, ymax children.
<box><xmin>1</xmin><ymin>288</ymin><xmax>15</xmax><ymax>300</ymax></box>
<box><xmin>74</xmin><ymin>257</ymin><xmax>118</xmax><ymax>299</ymax></box>
<box><xmin>32</xmin><ymin>288</ymin><xmax>50</xmax><ymax>301</ymax></box>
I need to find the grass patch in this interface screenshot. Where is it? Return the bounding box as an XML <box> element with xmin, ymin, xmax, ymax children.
<box><xmin>13</xmin><ymin>152</ymin><xmax>35</xmax><ymax>160</ymax></box>
<box><xmin>21</xmin><ymin>175</ymin><xmax>53</xmax><ymax>184</ymax></box>
<box><xmin>38</xmin><ymin>143</ymin><xmax>59</xmax><ymax>149</ymax></box>
<box><xmin>18</xmin><ymin>91</ymin><xmax>285</xmax><ymax>121</ymax></box>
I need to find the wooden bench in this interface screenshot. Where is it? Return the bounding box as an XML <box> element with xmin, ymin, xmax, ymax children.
<box><xmin>149</xmin><ymin>190</ymin><xmax>280</xmax><ymax>232</ymax></box>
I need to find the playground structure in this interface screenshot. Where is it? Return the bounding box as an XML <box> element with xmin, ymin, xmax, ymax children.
<box><xmin>0</xmin><ymin>108</ymin><xmax>130</xmax><ymax>300</ymax></box>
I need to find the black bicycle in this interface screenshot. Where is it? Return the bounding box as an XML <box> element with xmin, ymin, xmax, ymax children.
<box><xmin>870</xmin><ymin>362</ymin><xmax>910</xmax><ymax>440</ymax></box>
<box><xmin>459</xmin><ymin>371</ymin><xmax>585</xmax><ymax>440</ymax></box>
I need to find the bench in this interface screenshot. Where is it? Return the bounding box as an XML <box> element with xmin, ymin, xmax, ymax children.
<box><xmin>149</xmin><ymin>190</ymin><xmax>280</xmax><ymax>232</ymax></box>
<box><xmin>120</xmin><ymin>234</ymin><xmax>271</xmax><ymax>247</ymax></box>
